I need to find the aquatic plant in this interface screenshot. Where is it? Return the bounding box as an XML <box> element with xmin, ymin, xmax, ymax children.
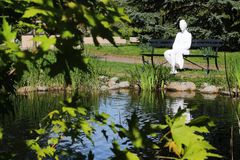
<box><xmin>226</xmin><ymin>57</ymin><xmax>240</xmax><ymax>96</ymax></box>
<box><xmin>128</xmin><ymin>65</ymin><xmax>172</xmax><ymax>90</ymax></box>
<box><xmin>18</xmin><ymin>57</ymin><xmax>107</xmax><ymax>90</ymax></box>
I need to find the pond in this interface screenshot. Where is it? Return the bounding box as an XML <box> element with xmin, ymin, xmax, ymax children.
<box><xmin>0</xmin><ymin>90</ymin><xmax>239</xmax><ymax>160</ymax></box>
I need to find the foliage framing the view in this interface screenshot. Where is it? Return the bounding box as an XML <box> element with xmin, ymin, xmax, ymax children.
<box><xmin>0</xmin><ymin>0</ymin><xmax>223</xmax><ymax>159</ymax></box>
<box><xmin>26</xmin><ymin>94</ymin><xmax>110</xmax><ymax>159</ymax></box>
<box><xmin>110</xmin><ymin>110</ymin><xmax>222</xmax><ymax>159</ymax></box>
<box><xmin>20</xmin><ymin>0</ymin><xmax>130</xmax><ymax>85</ymax></box>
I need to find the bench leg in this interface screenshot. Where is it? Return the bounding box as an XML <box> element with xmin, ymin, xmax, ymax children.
<box><xmin>215</xmin><ymin>57</ymin><xmax>219</xmax><ymax>70</ymax></box>
<box><xmin>151</xmin><ymin>55</ymin><xmax>155</xmax><ymax>67</ymax></box>
<box><xmin>142</xmin><ymin>55</ymin><xmax>147</xmax><ymax>64</ymax></box>
<box><xmin>207</xmin><ymin>57</ymin><xmax>210</xmax><ymax>74</ymax></box>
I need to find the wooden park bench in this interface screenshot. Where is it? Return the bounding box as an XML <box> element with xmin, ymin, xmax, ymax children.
<box><xmin>141</xmin><ymin>39</ymin><xmax>223</xmax><ymax>73</ymax></box>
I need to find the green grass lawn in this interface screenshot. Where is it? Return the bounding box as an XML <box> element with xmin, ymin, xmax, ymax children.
<box><xmin>85</xmin><ymin>44</ymin><xmax>240</xmax><ymax>67</ymax></box>
<box><xmin>93</xmin><ymin>60</ymin><xmax>141</xmax><ymax>78</ymax></box>
<box><xmin>85</xmin><ymin>44</ymin><xmax>143</xmax><ymax>56</ymax></box>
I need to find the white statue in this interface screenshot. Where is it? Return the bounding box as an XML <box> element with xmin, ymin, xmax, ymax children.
<box><xmin>164</xmin><ymin>19</ymin><xmax>192</xmax><ymax>74</ymax></box>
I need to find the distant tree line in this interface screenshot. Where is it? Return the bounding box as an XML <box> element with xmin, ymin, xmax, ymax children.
<box><xmin>117</xmin><ymin>0</ymin><xmax>240</xmax><ymax>50</ymax></box>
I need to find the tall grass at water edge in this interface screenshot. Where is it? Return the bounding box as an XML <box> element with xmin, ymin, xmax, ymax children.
<box><xmin>18</xmin><ymin>56</ymin><xmax>107</xmax><ymax>90</ymax></box>
<box><xmin>227</xmin><ymin>57</ymin><xmax>240</xmax><ymax>95</ymax></box>
<box><xmin>127</xmin><ymin>65</ymin><xmax>172</xmax><ymax>91</ymax></box>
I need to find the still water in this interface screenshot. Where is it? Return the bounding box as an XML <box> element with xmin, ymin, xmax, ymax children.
<box><xmin>0</xmin><ymin>90</ymin><xmax>240</xmax><ymax>160</ymax></box>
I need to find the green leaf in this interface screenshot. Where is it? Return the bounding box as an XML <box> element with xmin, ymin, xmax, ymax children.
<box><xmin>101</xmin><ymin>0</ymin><xmax>110</xmax><ymax>5</ymax></box>
<box><xmin>34</xmin><ymin>128</ymin><xmax>46</xmax><ymax>135</ymax></box>
<box><xmin>31</xmin><ymin>0</ymin><xmax>53</xmax><ymax>6</ymax></box>
<box><xmin>47</xmin><ymin>137</ymin><xmax>59</xmax><ymax>146</ymax></box>
<box><xmin>52</xmin><ymin>120</ymin><xmax>67</xmax><ymax>133</ymax></box>
<box><xmin>18</xmin><ymin>21</ymin><xmax>36</xmax><ymax>28</ymax></box>
<box><xmin>48</xmin><ymin>110</ymin><xmax>59</xmax><ymax>119</ymax></box>
<box><xmin>16</xmin><ymin>51</ymin><xmax>25</xmax><ymax>58</ymax></box>
<box><xmin>111</xmin><ymin>140</ymin><xmax>140</xmax><ymax>160</ymax></box>
<box><xmin>152</xmin><ymin>144</ymin><xmax>160</xmax><ymax>149</ymax></box>
<box><xmin>3</xmin><ymin>0</ymin><xmax>13</xmax><ymax>4</ymax></box>
<box><xmin>126</xmin><ymin>151</ymin><xmax>140</xmax><ymax>160</ymax></box>
<box><xmin>62</xmin><ymin>107</ymin><xmax>77</xmax><ymax>117</ymax></box>
<box><xmin>4</xmin><ymin>41</ymin><xmax>19</xmax><ymax>53</ymax></box>
<box><xmin>182</xmin><ymin>141</ymin><xmax>222</xmax><ymax>159</ymax></box>
<box><xmin>61</xmin><ymin>30</ymin><xmax>74</xmax><ymax>39</ymax></box>
<box><xmin>168</xmin><ymin>115</ymin><xmax>222</xmax><ymax>159</ymax></box>
<box><xmin>0</xmin><ymin>18</ymin><xmax>16</xmax><ymax>42</ymax></box>
<box><xmin>101</xmin><ymin>21</ymin><xmax>110</xmax><ymax>28</ymax></box>
<box><xmin>26</xmin><ymin>139</ymin><xmax>41</xmax><ymax>152</ymax></box>
<box><xmin>77</xmin><ymin>107</ymin><xmax>87</xmax><ymax>115</ymax></box>
<box><xmin>109</xmin><ymin>122</ymin><xmax>117</xmax><ymax>133</ymax></box>
<box><xmin>67</xmin><ymin>2</ymin><xmax>77</xmax><ymax>9</ymax></box>
<box><xmin>80</xmin><ymin>121</ymin><xmax>93</xmax><ymax>136</ymax></box>
<box><xmin>41</xmin><ymin>146</ymin><xmax>56</xmax><ymax>157</ymax></box>
<box><xmin>33</xmin><ymin>35</ymin><xmax>56</xmax><ymax>51</ymax></box>
<box><xmin>132</xmin><ymin>128</ymin><xmax>143</xmax><ymax>148</ymax></box>
<box><xmin>190</xmin><ymin>126</ymin><xmax>209</xmax><ymax>133</ymax></box>
<box><xmin>151</xmin><ymin>124</ymin><xmax>168</xmax><ymax>130</ymax></box>
<box><xmin>95</xmin><ymin>112</ymin><xmax>110</xmax><ymax>124</ymax></box>
<box><xmin>22</xmin><ymin>7</ymin><xmax>53</xmax><ymax>18</ymax></box>
<box><xmin>31</xmin><ymin>0</ymin><xmax>44</xmax><ymax>4</ymax></box>
<box><xmin>82</xmin><ymin>7</ymin><xmax>96</xmax><ymax>27</ymax></box>
<box><xmin>0</xmin><ymin>128</ymin><xmax>3</xmax><ymax>140</ymax></box>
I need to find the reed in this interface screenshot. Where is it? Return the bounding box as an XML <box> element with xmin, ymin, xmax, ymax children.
<box><xmin>227</xmin><ymin>57</ymin><xmax>240</xmax><ymax>95</ymax></box>
<box><xmin>17</xmin><ymin>56</ymin><xmax>106</xmax><ymax>90</ymax></box>
<box><xmin>127</xmin><ymin>65</ymin><xmax>172</xmax><ymax>91</ymax></box>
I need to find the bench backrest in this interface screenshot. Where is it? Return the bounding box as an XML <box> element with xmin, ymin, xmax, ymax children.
<box><xmin>150</xmin><ymin>39</ymin><xmax>223</xmax><ymax>49</ymax></box>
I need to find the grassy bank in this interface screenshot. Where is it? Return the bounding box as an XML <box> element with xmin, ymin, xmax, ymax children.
<box><xmin>17</xmin><ymin>44</ymin><xmax>236</xmax><ymax>90</ymax></box>
<box><xmin>17</xmin><ymin>56</ymin><xmax>142</xmax><ymax>90</ymax></box>
<box><xmin>18</xmin><ymin>59</ymin><xmax>227</xmax><ymax>90</ymax></box>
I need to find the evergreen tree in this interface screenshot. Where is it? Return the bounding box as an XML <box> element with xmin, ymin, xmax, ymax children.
<box><xmin>120</xmin><ymin>0</ymin><xmax>240</xmax><ymax>50</ymax></box>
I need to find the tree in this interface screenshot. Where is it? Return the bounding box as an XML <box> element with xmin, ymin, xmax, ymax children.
<box><xmin>0</xmin><ymin>0</ymin><xmax>130</xmax><ymax>94</ymax></box>
<box><xmin>120</xmin><ymin>0</ymin><xmax>240</xmax><ymax>50</ymax></box>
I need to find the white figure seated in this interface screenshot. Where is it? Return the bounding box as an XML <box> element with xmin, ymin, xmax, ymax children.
<box><xmin>164</xmin><ymin>19</ymin><xmax>192</xmax><ymax>74</ymax></box>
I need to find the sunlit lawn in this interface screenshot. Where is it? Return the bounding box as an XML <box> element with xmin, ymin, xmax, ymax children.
<box><xmin>85</xmin><ymin>44</ymin><xmax>240</xmax><ymax>67</ymax></box>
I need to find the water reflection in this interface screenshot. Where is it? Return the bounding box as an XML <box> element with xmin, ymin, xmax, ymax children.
<box><xmin>0</xmin><ymin>91</ymin><xmax>239</xmax><ymax>159</ymax></box>
<box><xmin>165</xmin><ymin>98</ymin><xmax>191</xmax><ymax>123</ymax></box>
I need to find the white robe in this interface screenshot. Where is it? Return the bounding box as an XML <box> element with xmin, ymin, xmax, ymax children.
<box><xmin>164</xmin><ymin>30</ymin><xmax>192</xmax><ymax>69</ymax></box>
